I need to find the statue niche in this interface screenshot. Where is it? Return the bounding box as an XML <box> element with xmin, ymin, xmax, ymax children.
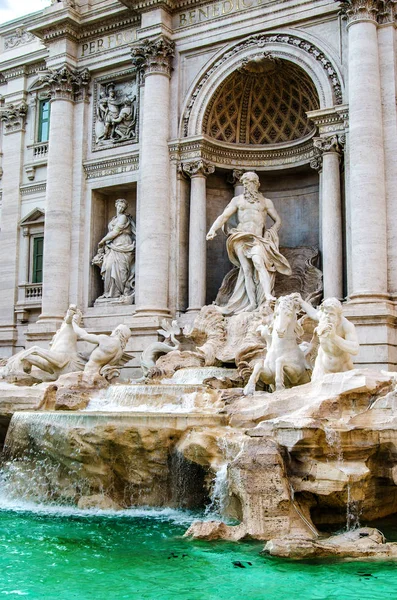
<box><xmin>92</xmin><ymin>198</ymin><xmax>136</xmax><ymax>305</ymax></box>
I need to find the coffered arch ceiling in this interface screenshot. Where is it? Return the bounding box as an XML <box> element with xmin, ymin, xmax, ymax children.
<box><xmin>203</xmin><ymin>58</ymin><xmax>320</xmax><ymax>146</ymax></box>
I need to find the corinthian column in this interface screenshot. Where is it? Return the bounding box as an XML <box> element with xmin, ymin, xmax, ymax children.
<box><xmin>38</xmin><ymin>66</ymin><xmax>90</xmax><ymax>325</ymax></box>
<box><xmin>183</xmin><ymin>159</ymin><xmax>215</xmax><ymax>312</ymax></box>
<box><xmin>132</xmin><ymin>36</ymin><xmax>174</xmax><ymax>317</ymax></box>
<box><xmin>342</xmin><ymin>0</ymin><xmax>388</xmax><ymax>300</ymax></box>
<box><xmin>313</xmin><ymin>135</ymin><xmax>344</xmax><ymax>299</ymax></box>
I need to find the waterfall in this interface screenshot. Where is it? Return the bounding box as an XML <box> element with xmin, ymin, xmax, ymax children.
<box><xmin>324</xmin><ymin>426</ymin><xmax>343</xmax><ymax>463</ymax></box>
<box><xmin>205</xmin><ymin>463</ymin><xmax>229</xmax><ymax>518</ymax></box>
<box><xmin>85</xmin><ymin>383</ymin><xmax>218</xmax><ymax>413</ymax></box>
<box><xmin>167</xmin><ymin>367</ymin><xmax>238</xmax><ymax>385</ymax></box>
<box><xmin>346</xmin><ymin>480</ymin><xmax>361</xmax><ymax>531</ymax></box>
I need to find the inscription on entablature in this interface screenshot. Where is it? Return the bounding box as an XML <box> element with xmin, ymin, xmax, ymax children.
<box><xmin>80</xmin><ymin>30</ymin><xmax>137</xmax><ymax>57</ymax></box>
<box><xmin>175</xmin><ymin>0</ymin><xmax>269</xmax><ymax>28</ymax></box>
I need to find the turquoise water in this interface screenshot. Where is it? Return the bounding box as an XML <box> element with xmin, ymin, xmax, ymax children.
<box><xmin>0</xmin><ymin>506</ymin><xmax>397</xmax><ymax>600</ymax></box>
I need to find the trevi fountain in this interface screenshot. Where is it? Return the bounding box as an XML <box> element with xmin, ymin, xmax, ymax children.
<box><xmin>1</xmin><ymin>171</ymin><xmax>397</xmax><ymax>597</ymax></box>
<box><xmin>2</xmin><ymin>0</ymin><xmax>397</xmax><ymax>593</ymax></box>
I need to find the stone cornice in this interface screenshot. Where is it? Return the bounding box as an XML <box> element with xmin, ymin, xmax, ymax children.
<box><xmin>83</xmin><ymin>154</ymin><xmax>139</xmax><ymax>179</ymax></box>
<box><xmin>336</xmin><ymin>0</ymin><xmax>397</xmax><ymax>24</ymax></box>
<box><xmin>0</xmin><ymin>101</ymin><xmax>27</xmax><ymax>134</ymax></box>
<box><xmin>37</xmin><ymin>65</ymin><xmax>90</xmax><ymax>101</ymax></box>
<box><xmin>131</xmin><ymin>35</ymin><xmax>174</xmax><ymax>77</ymax></box>
<box><xmin>170</xmin><ymin>133</ymin><xmax>317</xmax><ymax>171</ymax></box>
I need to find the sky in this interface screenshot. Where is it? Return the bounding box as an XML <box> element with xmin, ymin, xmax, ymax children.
<box><xmin>0</xmin><ymin>0</ymin><xmax>51</xmax><ymax>25</ymax></box>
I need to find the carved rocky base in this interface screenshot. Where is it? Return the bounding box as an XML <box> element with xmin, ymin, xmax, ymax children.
<box><xmin>94</xmin><ymin>295</ymin><xmax>134</xmax><ymax>307</ymax></box>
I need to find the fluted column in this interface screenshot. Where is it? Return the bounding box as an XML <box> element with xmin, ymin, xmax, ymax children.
<box><xmin>313</xmin><ymin>135</ymin><xmax>344</xmax><ymax>299</ymax></box>
<box><xmin>183</xmin><ymin>159</ymin><xmax>215</xmax><ymax>312</ymax></box>
<box><xmin>38</xmin><ymin>66</ymin><xmax>90</xmax><ymax>323</ymax></box>
<box><xmin>343</xmin><ymin>0</ymin><xmax>388</xmax><ymax>300</ymax></box>
<box><xmin>132</xmin><ymin>36</ymin><xmax>174</xmax><ymax>317</ymax></box>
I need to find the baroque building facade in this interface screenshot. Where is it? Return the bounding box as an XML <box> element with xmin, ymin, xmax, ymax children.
<box><xmin>0</xmin><ymin>0</ymin><xmax>396</xmax><ymax>371</ymax></box>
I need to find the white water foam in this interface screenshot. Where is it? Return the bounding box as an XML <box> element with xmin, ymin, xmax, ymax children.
<box><xmin>0</xmin><ymin>492</ymin><xmax>198</xmax><ymax>525</ymax></box>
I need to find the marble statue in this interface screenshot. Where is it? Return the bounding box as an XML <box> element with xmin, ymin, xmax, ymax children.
<box><xmin>298</xmin><ymin>296</ymin><xmax>359</xmax><ymax>381</ymax></box>
<box><xmin>72</xmin><ymin>321</ymin><xmax>132</xmax><ymax>384</ymax></box>
<box><xmin>96</xmin><ymin>82</ymin><xmax>137</xmax><ymax>143</ymax></box>
<box><xmin>206</xmin><ymin>172</ymin><xmax>291</xmax><ymax>315</ymax></box>
<box><xmin>0</xmin><ymin>305</ymin><xmax>86</xmax><ymax>384</ymax></box>
<box><xmin>136</xmin><ymin>320</ymin><xmax>181</xmax><ymax>381</ymax></box>
<box><xmin>92</xmin><ymin>199</ymin><xmax>136</xmax><ymax>304</ymax></box>
<box><xmin>243</xmin><ymin>293</ymin><xmax>311</xmax><ymax>394</ymax></box>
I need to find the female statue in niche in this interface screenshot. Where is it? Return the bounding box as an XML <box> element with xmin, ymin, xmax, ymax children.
<box><xmin>92</xmin><ymin>198</ymin><xmax>136</xmax><ymax>304</ymax></box>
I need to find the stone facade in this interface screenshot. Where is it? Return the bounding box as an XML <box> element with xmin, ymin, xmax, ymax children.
<box><xmin>0</xmin><ymin>0</ymin><xmax>396</xmax><ymax>371</ymax></box>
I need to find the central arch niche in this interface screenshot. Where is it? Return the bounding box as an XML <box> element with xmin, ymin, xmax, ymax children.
<box><xmin>201</xmin><ymin>58</ymin><xmax>322</xmax><ymax>305</ymax></box>
<box><xmin>203</xmin><ymin>58</ymin><xmax>320</xmax><ymax>146</ymax></box>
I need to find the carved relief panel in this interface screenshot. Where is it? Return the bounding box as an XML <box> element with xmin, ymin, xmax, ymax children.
<box><xmin>92</xmin><ymin>72</ymin><xmax>139</xmax><ymax>151</ymax></box>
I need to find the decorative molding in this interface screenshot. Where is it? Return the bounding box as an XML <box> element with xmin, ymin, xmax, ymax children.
<box><xmin>183</xmin><ymin>33</ymin><xmax>343</xmax><ymax>137</ymax></box>
<box><xmin>182</xmin><ymin>158</ymin><xmax>215</xmax><ymax>178</ymax></box>
<box><xmin>337</xmin><ymin>0</ymin><xmax>397</xmax><ymax>23</ymax></box>
<box><xmin>4</xmin><ymin>28</ymin><xmax>36</xmax><ymax>50</ymax></box>
<box><xmin>83</xmin><ymin>154</ymin><xmax>139</xmax><ymax>179</ymax></box>
<box><xmin>0</xmin><ymin>102</ymin><xmax>28</xmax><ymax>133</ymax></box>
<box><xmin>131</xmin><ymin>35</ymin><xmax>175</xmax><ymax>78</ymax></box>
<box><xmin>37</xmin><ymin>66</ymin><xmax>90</xmax><ymax>102</ymax></box>
<box><xmin>169</xmin><ymin>133</ymin><xmax>317</xmax><ymax>171</ymax></box>
<box><xmin>20</xmin><ymin>182</ymin><xmax>46</xmax><ymax>196</ymax></box>
<box><xmin>307</xmin><ymin>105</ymin><xmax>349</xmax><ymax>135</ymax></box>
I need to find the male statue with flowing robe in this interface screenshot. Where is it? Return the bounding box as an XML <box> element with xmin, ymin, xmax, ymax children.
<box><xmin>206</xmin><ymin>172</ymin><xmax>291</xmax><ymax>314</ymax></box>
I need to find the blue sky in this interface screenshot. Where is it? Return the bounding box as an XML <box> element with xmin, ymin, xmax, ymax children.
<box><xmin>0</xmin><ymin>0</ymin><xmax>51</xmax><ymax>25</ymax></box>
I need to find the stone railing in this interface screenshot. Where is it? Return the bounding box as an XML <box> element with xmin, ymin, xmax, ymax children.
<box><xmin>19</xmin><ymin>282</ymin><xmax>43</xmax><ymax>301</ymax></box>
<box><xmin>32</xmin><ymin>142</ymin><xmax>48</xmax><ymax>159</ymax></box>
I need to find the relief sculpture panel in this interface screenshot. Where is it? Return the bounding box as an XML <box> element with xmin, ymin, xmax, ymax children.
<box><xmin>93</xmin><ymin>77</ymin><xmax>138</xmax><ymax>149</ymax></box>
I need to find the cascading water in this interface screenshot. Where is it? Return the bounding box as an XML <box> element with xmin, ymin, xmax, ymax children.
<box><xmin>85</xmin><ymin>383</ymin><xmax>221</xmax><ymax>413</ymax></box>
<box><xmin>205</xmin><ymin>463</ymin><xmax>229</xmax><ymax>518</ymax></box>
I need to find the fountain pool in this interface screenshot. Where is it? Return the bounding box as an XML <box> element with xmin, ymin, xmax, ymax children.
<box><xmin>0</xmin><ymin>504</ymin><xmax>397</xmax><ymax>599</ymax></box>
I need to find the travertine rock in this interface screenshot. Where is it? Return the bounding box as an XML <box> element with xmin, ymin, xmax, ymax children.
<box><xmin>184</xmin><ymin>521</ymin><xmax>246</xmax><ymax>541</ymax></box>
<box><xmin>264</xmin><ymin>528</ymin><xmax>397</xmax><ymax>561</ymax></box>
<box><xmin>77</xmin><ymin>495</ymin><xmax>122</xmax><ymax>511</ymax></box>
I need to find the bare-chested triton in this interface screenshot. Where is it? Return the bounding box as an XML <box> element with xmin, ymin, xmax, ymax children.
<box><xmin>206</xmin><ymin>172</ymin><xmax>291</xmax><ymax>314</ymax></box>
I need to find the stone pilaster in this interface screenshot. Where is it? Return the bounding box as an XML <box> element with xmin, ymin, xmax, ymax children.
<box><xmin>0</xmin><ymin>101</ymin><xmax>27</xmax><ymax>353</ymax></box>
<box><xmin>132</xmin><ymin>36</ymin><xmax>174</xmax><ymax>317</ymax></box>
<box><xmin>313</xmin><ymin>135</ymin><xmax>344</xmax><ymax>299</ymax></box>
<box><xmin>38</xmin><ymin>66</ymin><xmax>90</xmax><ymax>326</ymax></box>
<box><xmin>183</xmin><ymin>159</ymin><xmax>215</xmax><ymax>312</ymax></box>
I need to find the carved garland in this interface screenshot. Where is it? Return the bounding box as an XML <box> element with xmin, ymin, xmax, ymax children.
<box><xmin>182</xmin><ymin>33</ymin><xmax>343</xmax><ymax>137</ymax></box>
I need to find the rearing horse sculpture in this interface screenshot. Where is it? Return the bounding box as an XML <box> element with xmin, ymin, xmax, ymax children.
<box><xmin>243</xmin><ymin>293</ymin><xmax>312</xmax><ymax>395</ymax></box>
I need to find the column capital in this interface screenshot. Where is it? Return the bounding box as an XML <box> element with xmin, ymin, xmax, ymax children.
<box><xmin>131</xmin><ymin>36</ymin><xmax>175</xmax><ymax>78</ymax></box>
<box><xmin>37</xmin><ymin>66</ymin><xmax>91</xmax><ymax>102</ymax></box>
<box><xmin>227</xmin><ymin>169</ymin><xmax>246</xmax><ymax>187</ymax></box>
<box><xmin>336</xmin><ymin>0</ymin><xmax>397</xmax><ymax>24</ymax></box>
<box><xmin>311</xmin><ymin>134</ymin><xmax>344</xmax><ymax>171</ymax></box>
<box><xmin>182</xmin><ymin>159</ymin><xmax>215</xmax><ymax>178</ymax></box>
<box><xmin>0</xmin><ymin>102</ymin><xmax>27</xmax><ymax>134</ymax></box>
<box><xmin>314</xmin><ymin>134</ymin><xmax>345</xmax><ymax>155</ymax></box>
